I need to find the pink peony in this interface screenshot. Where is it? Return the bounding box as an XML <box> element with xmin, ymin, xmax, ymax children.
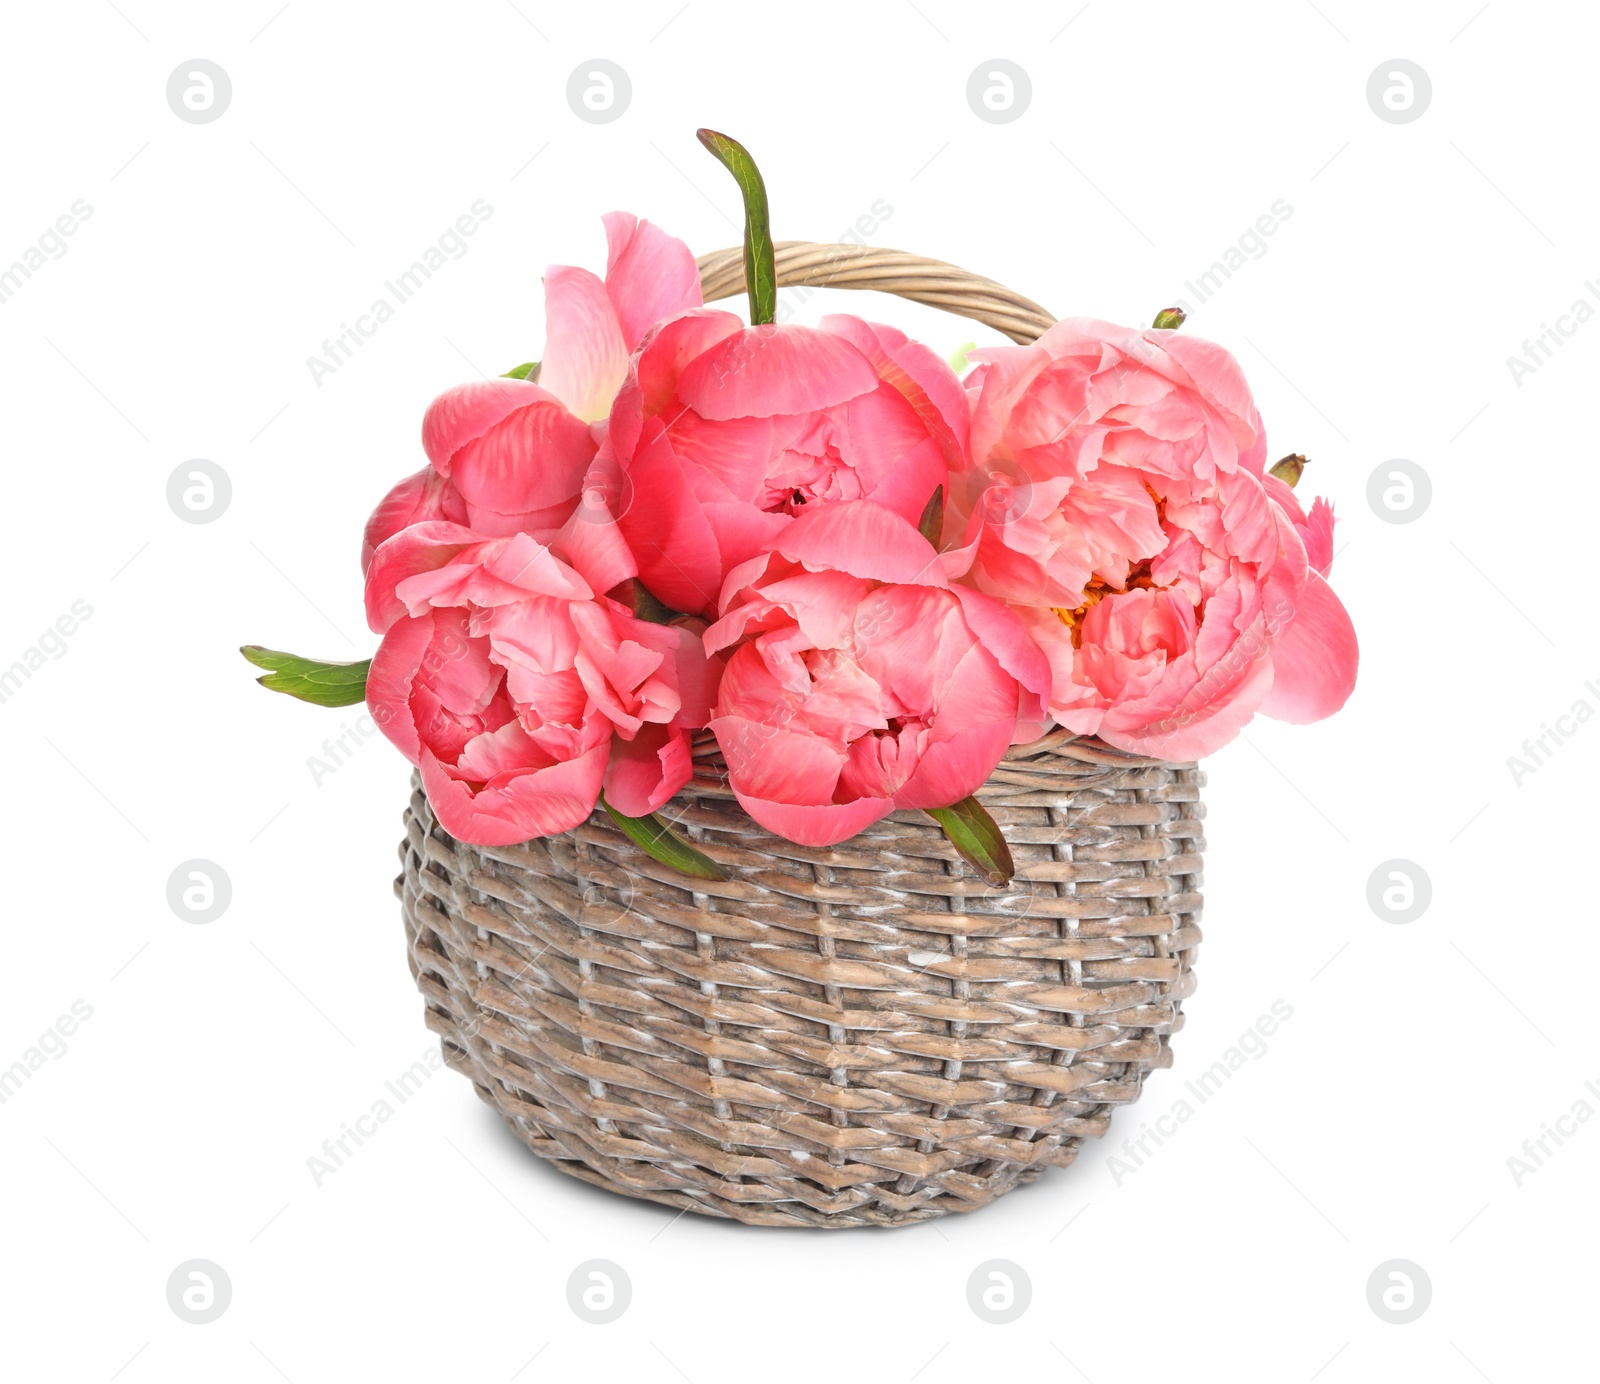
<box><xmin>950</xmin><ymin>318</ymin><xmax>1356</xmax><ymax>759</ymax></box>
<box><xmin>703</xmin><ymin>500</ymin><xmax>1048</xmax><ymax>847</ymax></box>
<box><xmin>609</xmin><ymin>312</ymin><xmax>964</xmax><ymax>618</ymax></box>
<box><xmin>362</xmin><ymin>213</ymin><xmax>702</xmax><ymax>569</ymax></box>
<box><xmin>363</xmin><ymin>503</ymin><xmax>720</xmax><ymax>845</ymax></box>
<box><xmin>1264</xmin><ymin>467</ymin><xmax>1335</xmax><ymax>576</ymax></box>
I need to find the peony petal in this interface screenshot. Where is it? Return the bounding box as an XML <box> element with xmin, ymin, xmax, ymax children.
<box><xmin>549</xmin><ymin>499</ymin><xmax>639</xmax><ymax>596</ymax></box>
<box><xmin>727</xmin><ymin>787</ymin><xmax>896</xmax><ymax>848</ymax></box>
<box><xmin>965</xmin><ymin>343</ymin><xmax>1052</xmax><ymax>468</ymax></box>
<box><xmin>420</xmin><ymin>740</ymin><xmax>608</xmax><ymax>845</ymax></box>
<box><xmin>1238</xmin><ymin>408</ymin><xmax>1268</xmax><ymax>476</ymax></box>
<box><xmin>893</xmin><ymin>718</ymin><xmax>1015</xmax><ymax>810</ymax></box>
<box><xmin>480</xmin><ymin>596</ymin><xmax>581</xmax><ymax>676</ymax></box>
<box><xmin>676</xmin><ymin>325</ymin><xmax>879</xmax><ymax>421</ymax></box>
<box><xmin>858</xmin><ymin>434</ymin><xmax>947</xmax><ymax>529</ymax></box>
<box><xmin>1158</xmin><ymin>332</ymin><xmax>1257</xmax><ymax>438</ymax></box>
<box><xmin>1101</xmin><ymin>673</ymin><xmax>1269</xmax><ymax>760</ymax></box>
<box><xmin>422</xmin><ymin>379</ymin><xmax>554</xmax><ymax>473</ymax></box>
<box><xmin>709</xmin><ymin>712</ymin><xmax>846</xmax><ymax>809</ymax></box>
<box><xmin>1215</xmin><ymin>466</ymin><xmax>1280</xmax><ymax>565</ymax></box>
<box><xmin>661</xmin><ymin>621</ymin><xmax>722</xmax><ymax>728</ymax></box>
<box><xmin>361</xmin><ymin>466</ymin><xmax>468</xmax><ymax>575</ymax></box>
<box><xmin>698</xmin><ymin>502</ymin><xmax>792</xmax><ymax>607</ymax></box>
<box><xmin>568</xmin><ymin>603</ymin><xmax>670</xmax><ymax>733</ymax></box>
<box><xmin>742</xmin><ymin>568</ymin><xmax>873</xmax><ymax>655</ymax></box>
<box><xmin>948</xmin><ymin>586</ymin><xmax>1051</xmax><ymax>733</ymax></box>
<box><xmin>1259</xmin><ymin>572</ymin><xmax>1358</xmax><ymax>724</ymax></box>
<box><xmin>1300</xmin><ymin>497</ymin><xmax>1335</xmax><ymax>576</ymax></box>
<box><xmin>658</xmin><ymin>408</ymin><xmax>777</xmax><ymax>503</ymax></box>
<box><xmin>417</xmin><ymin>608</ymin><xmax>503</xmax><ymax>718</ymax></box>
<box><xmin>455</xmin><ymin>718</ymin><xmax>547</xmax><ymax>782</ymax></box>
<box><xmin>774</xmin><ymin>500</ymin><xmax>945</xmax><ymax>588</ymax></box>
<box><xmin>539</xmin><ymin>264</ymin><xmax>629</xmax><ymax>423</ymax></box>
<box><xmin>460</xmin><ymin>497</ymin><xmax>576</xmax><ymax>538</ymax></box>
<box><xmin>1102</xmin><ymin>626</ymin><xmax>1275</xmax><ymax>761</ymax></box>
<box><xmin>448</xmin><ymin>396</ymin><xmax>597</xmax><ymax>521</ymax></box>
<box><xmin>819</xmin><ymin>314</ymin><xmax>971</xmax><ymax>466</ymax></box>
<box><xmin>601</xmin><ymin>212</ymin><xmax>703</xmax><ymax>353</ymax></box>
<box><xmin>615</xmin><ymin>424</ymin><xmax>730</xmax><ymax>617</ymax></box>
<box><xmin>366</xmin><ymin>612</ymin><xmax>436</xmax><ymax>763</ymax></box>
<box><xmin>478</xmin><ymin>531</ymin><xmax>594</xmax><ymax>600</ymax></box>
<box><xmin>603</xmin><ymin>722</ymin><xmax>692</xmax><ymax>816</ymax></box>
<box><xmin>610</xmin><ymin>309</ymin><xmax>747</xmax><ymax>458</ymax></box>
<box><xmin>364</xmin><ymin>521</ymin><xmax>481</xmax><ymax>634</ymax></box>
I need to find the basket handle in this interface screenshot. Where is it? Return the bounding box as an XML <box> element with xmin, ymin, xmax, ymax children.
<box><xmin>696</xmin><ymin>240</ymin><xmax>1056</xmax><ymax>346</ymax></box>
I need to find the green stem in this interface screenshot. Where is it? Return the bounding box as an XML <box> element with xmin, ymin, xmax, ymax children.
<box><xmin>696</xmin><ymin>129</ymin><xmax>776</xmax><ymax>326</ymax></box>
<box><xmin>601</xmin><ymin>794</ymin><xmax>728</xmax><ymax>882</ymax></box>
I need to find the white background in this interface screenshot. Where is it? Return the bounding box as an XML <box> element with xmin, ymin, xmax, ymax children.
<box><xmin>1</xmin><ymin>1</ymin><xmax>1592</xmax><ymax>1379</ymax></box>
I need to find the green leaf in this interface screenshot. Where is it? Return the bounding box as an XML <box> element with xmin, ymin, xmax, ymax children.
<box><xmin>601</xmin><ymin>794</ymin><xmax>728</xmax><ymax>882</ymax></box>
<box><xmin>240</xmin><ymin>645</ymin><xmax>370</xmax><ymax>708</ymax></box>
<box><xmin>696</xmin><ymin>128</ymin><xmax>776</xmax><ymax>326</ymax></box>
<box><xmin>502</xmin><ymin>360</ymin><xmax>540</xmax><ymax>380</ymax></box>
<box><xmin>917</xmin><ymin>484</ymin><xmax>945</xmax><ymax>547</ymax></box>
<box><xmin>926</xmin><ymin>796</ymin><xmax>1014</xmax><ymax>886</ymax></box>
<box><xmin>1152</xmin><ymin>307</ymin><xmax>1186</xmax><ymax>330</ymax></box>
<box><xmin>947</xmin><ymin>341</ymin><xmax>977</xmax><ymax>374</ymax></box>
<box><xmin>1268</xmin><ymin>453</ymin><xmax>1307</xmax><ymax>488</ymax></box>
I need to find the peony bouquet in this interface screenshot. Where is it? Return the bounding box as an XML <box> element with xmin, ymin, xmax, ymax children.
<box><xmin>246</xmin><ymin>131</ymin><xmax>1357</xmax><ymax>885</ymax></box>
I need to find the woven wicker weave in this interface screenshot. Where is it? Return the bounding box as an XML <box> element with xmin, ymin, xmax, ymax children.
<box><xmin>395</xmin><ymin>246</ymin><xmax>1207</xmax><ymax>1227</ymax></box>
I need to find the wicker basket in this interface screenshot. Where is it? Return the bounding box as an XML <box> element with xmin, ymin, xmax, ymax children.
<box><xmin>395</xmin><ymin>245</ymin><xmax>1207</xmax><ymax>1228</ymax></box>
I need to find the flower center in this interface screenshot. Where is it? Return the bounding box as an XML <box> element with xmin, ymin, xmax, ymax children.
<box><xmin>761</xmin><ymin>443</ymin><xmax>864</xmax><ymax>515</ymax></box>
<box><xmin>1051</xmin><ymin>559</ymin><xmax>1165</xmax><ymax>648</ymax></box>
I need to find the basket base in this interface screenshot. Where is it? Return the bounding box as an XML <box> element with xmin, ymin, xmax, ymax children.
<box><xmin>522</xmin><ymin>1129</ymin><xmax>1060</xmax><ymax>1229</ymax></box>
<box><xmin>443</xmin><ymin>1035</ymin><xmax>1069</xmax><ymax>1229</ymax></box>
